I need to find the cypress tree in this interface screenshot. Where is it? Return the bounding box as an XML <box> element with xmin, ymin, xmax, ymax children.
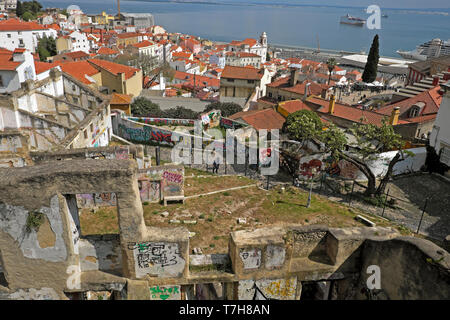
<box><xmin>16</xmin><ymin>1</ymin><xmax>23</xmax><ymax>18</ymax></box>
<box><xmin>362</xmin><ymin>34</ymin><xmax>379</xmax><ymax>83</ymax></box>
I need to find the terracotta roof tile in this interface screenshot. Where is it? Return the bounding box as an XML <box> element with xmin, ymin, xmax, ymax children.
<box><xmin>230</xmin><ymin>108</ymin><xmax>285</xmax><ymax>130</ymax></box>
<box><xmin>0</xmin><ymin>18</ymin><xmax>48</xmax><ymax>31</ymax></box>
<box><xmin>221</xmin><ymin>65</ymin><xmax>264</xmax><ymax>80</ymax></box>
<box><xmin>87</xmin><ymin>59</ymin><xmax>140</xmax><ymax>80</ymax></box>
<box><xmin>111</xmin><ymin>92</ymin><xmax>133</xmax><ymax>104</ymax></box>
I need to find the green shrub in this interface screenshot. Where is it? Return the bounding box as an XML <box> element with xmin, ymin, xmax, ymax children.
<box><xmin>26</xmin><ymin>211</ymin><xmax>45</xmax><ymax>232</ymax></box>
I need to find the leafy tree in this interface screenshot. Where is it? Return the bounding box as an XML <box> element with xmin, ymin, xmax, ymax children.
<box><xmin>203</xmin><ymin>101</ymin><xmax>242</xmax><ymax>117</ymax></box>
<box><xmin>284</xmin><ymin>110</ymin><xmax>323</xmax><ymax>145</ymax></box>
<box><xmin>131</xmin><ymin>97</ymin><xmax>164</xmax><ymax>117</ymax></box>
<box><xmin>362</xmin><ymin>34</ymin><xmax>380</xmax><ymax>83</ymax></box>
<box><xmin>60</xmin><ymin>8</ymin><xmax>68</xmax><ymax>17</ymax></box>
<box><xmin>326</xmin><ymin>58</ymin><xmax>337</xmax><ymax>85</ymax></box>
<box><xmin>287</xmin><ymin>110</ymin><xmax>408</xmax><ymax>197</ymax></box>
<box><xmin>164</xmin><ymin>106</ymin><xmax>199</xmax><ymax>120</ymax></box>
<box><xmin>37</xmin><ymin>35</ymin><xmax>56</xmax><ymax>61</ymax></box>
<box><xmin>22</xmin><ymin>11</ymin><xmax>35</xmax><ymax>21</ymax></box>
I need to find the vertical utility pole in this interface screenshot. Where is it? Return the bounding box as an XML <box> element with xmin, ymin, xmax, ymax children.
<box><xmin>416</xmin><ymin>198</ymin><xmax>429</xmax><ymax>234</ymax></box>
<box><xmin>348</xmin><ymin>180</ymin><xmax>355</xmax><ymax>206</ymax></box>
<box><xmin>381</xmin><ymin>188</ymin><xmax>390</xmax><ymax>217</ymax></box>
<box><xmin>156</xmin><ymin>146</ymin><xmax>160</xmax><ymax>165</ymax></box>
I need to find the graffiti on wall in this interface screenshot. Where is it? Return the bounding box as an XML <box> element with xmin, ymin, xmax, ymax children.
<box><xmin>114</xmin><ymin>146</ymin><xmax>129</xmax><ymax>160</ymax></box>
<box><xmin>219</xmin><ymin>117</ymin><xmax>246</xmax><ymax>130</ymax></box>
<box><xmin>265</xmin><ymin>245</ymin><xmax>285</xmax><ymax>269</ymax></box>
<box><xmin>128</xmin><ymin>242</ymin><xmax>185</xmax><ymax>278</ymax></box>
<box><xmin>128</xmin><ymin>117</ymin><xmax>195</xmax><ymax>126</ymax></box>
<box><xmin>138</xmin><ymin>166</ymin><xmax>184</xmax><ymax>201</ymax></box>
<box><xmin>238</xmin><ymin>278</ymin><xmax>297</xmax><ymax>300</ymax></box>
<box><xmin>149</xmin><ymin>285</ymin><xmax>181</xmax><ymax>300</ymax></box>
<box><xmin>138</xmin><ymin>180</ymin><xmax>160</xmax><ymax>202</ymax></box>
<box><xmin>239</xmin><ymin>248</ymin><xmax>261</xmax><ymax>269</ymax></box>
<box><xmin>118</xmin><ymin>123</ymin><xmax>174</xmax><ymax>146</ymax></box>
<box><xmin>76</xmin><ymin>193</ymin><xmax>117</xmax><ymax>208</ymax></box>
<box><xmin>161</xmin><ymin>169</ymin><xmax>184</xmax><ymax>198</ymax></box>
<box><xmin>94</xmin><ymin>193</ymin><xmax>117</xmax><ymax>206</ymax></box>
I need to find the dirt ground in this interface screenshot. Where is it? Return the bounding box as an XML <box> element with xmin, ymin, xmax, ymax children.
<box><xmin>79</xmin><ymin>179</ymin><xmax>400</xmax><ymax>254</ymax></box>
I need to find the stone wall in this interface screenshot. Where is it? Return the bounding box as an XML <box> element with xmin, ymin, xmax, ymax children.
<box><xmin>0</xmin><ymin>159</ymin><xmax>448</xmax><ymax>300</ymax></box>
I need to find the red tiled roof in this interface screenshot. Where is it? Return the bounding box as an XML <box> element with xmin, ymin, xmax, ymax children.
<box><xmin>221</xmin><ymin>65</ymin><xmax>264</xmax><ymax>80</ymax></box>
<box><xmin>230</xmin><ymin>108</ymin><xmax>285</xmax><ymax>130</ymax></box>
<box><xmin>173</xmin><ymin>71</ymin><xmax>220</xmax><ymax>88</ymax></box>
<box><xmin>278</xmin><ymin>100</ymin><xmax>313</xmax><ymax>114</ymax></box>
<box><xmin>132</xmin><ymin>40</ymin><xmax>154</xmax><ymax>48</ymax></box>
<box><xmin>267</xmin><ymin>77</ymin><xmax>329</xmax><ymax>96</ymax></box>
<box><xmin>172</xmin><ymin>51</ymin><xmax>192</xmax><ymax>59</ymax></box>
<box><xmin>116</xmin><ymin>32</ymin><xmax>141</xmax><ymax>39</ymax></box>
<box><xmin>97</xmin><ymin>47</ymin><xmax>119</xmax><ymax>55</ymax></box>
<box><xmin>230</xmin><ymin>38</ymin><xmax>257</xmax><ymax>48</ymax></box>
<box><xmin>378</xmin><ymin>86</ymin><xmax>442</xmax><ymax>118</ymax></box>
<box><xmin>0</xmin><ymin>48</ymin><xmax>21</xmax><ymax>71</ymax></box>
<box><xmin>0</xmin><ymin>18</ymin><xmax>48</xmax><ymax>31</ymax></box>
<box><xmin>34</xmin><ymin>61</ymin><xmax>59</xmax><ymax>74</ymax></box>
<box><xmin>307</xmin><ymin>97</ymin><xmax>400</xmax><ymax>126</ymax></box>
<box><xmin>58</xmin><ymin>61</ymin><xmax>100</xmax><ymax>84</ymax></box>
<box><xmin>87</xmin><ymin>59</ymin><xmax>140</xmax><ymax>80</ymax></box>
<box><xmin>64</xmin><ymin>51</ymin><xmax>89</xmax><ymax>59</ymax></box>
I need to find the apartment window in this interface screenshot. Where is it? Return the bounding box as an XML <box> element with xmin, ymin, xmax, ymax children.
<box><xmin>7</xmin><ymin>34</ymin><xmax>11</xmax><ymax>38</ymax></box>
<box><xmin>268</xmin><ymin>92</ymin><xmax>272</xmax><ymax>98</ymax></box>
<box><xmin>0</xmin><ymin>76</ymin><xmax>3</xmax><ymax>87</ymax></box>
<box><xmin>90</xmin><ymin>123</ymin><xmax>94</xmax><ymax>132</ymax></box>
<box><xmin>83</xmin><ymin>130</ymin><xmax>88</xmax><ymax>139</ymax></box>
<box><xmin>227</xmin><ymin>78</ymin><xmax>234</xmax><ymax>82</ymax></box>
<box><xmin>73</xmin><ymin>97</ymin><xmax>79</xmax><ymax>104</ymax></box>
<box><xmin>248</xmin><ymin>80</ymin><xmax>255</xmax><ymax>84</ymax></box>
<box><xmin>72</xmin><ymin>85</ymin><xmax>76</xmax><ymax>91</ymax></box>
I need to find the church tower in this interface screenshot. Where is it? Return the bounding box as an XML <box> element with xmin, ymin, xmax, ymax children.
<box><xmin>260</xmin><ymin>31</ymin><xmax>267</xmax><ymax>47</ymax></box>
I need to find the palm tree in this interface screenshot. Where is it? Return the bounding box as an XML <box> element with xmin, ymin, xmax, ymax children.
<box><xmin>326</xmin><ymin>58</ymin><xmax>337</xmax><ymax>85</ymax></box>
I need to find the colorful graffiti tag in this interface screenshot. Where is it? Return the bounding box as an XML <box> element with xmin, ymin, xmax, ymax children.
<box><xmin>149</xmin><ymin>285</ymin><xmax>181</xmax><ymax>300</ymax></box>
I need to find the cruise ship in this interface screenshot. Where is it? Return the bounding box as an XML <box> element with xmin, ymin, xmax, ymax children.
<box><xmin>396</xmin><ymin>38</ymin><xmax>450</xmax><ymax>61</ymax></box>
<box><xmin>339</xmin><ymin>14</ymin><xmax>366</xmax><ymax>26</ymax></box>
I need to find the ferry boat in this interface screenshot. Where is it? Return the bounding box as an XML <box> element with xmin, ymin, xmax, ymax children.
<box><xmin>340</xmin><ymin>14</ymin><xmax>366</xmax><ymax>26</ymax></box>
<box><xmin>396</xmin><ymin>38</ymin><xmax>450</xmax><ymax>61</ymax></box>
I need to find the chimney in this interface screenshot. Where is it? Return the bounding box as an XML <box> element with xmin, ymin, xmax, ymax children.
<box><xmin>389</xmin><ymin>107</ymin><xmax>400</xmax><ymax>125</ymax></box>
<box><xmin>303</xmin><ymin>82</ymin><xmax>311</xmax><ymax>100</ymax></box>
<box><xmin>329</xmin><ymin>94</ymin><xmax>336</xmax><ymax>114</ymax></box>
<box><xmin>432</xmin><ymin>76</ymin><xmax>440</xmax><ymax>86</ymax></box>
<box><xmin>289</xmin><ymin>67</ymin><xmax>300</xmax><ymax>87</ymax></box>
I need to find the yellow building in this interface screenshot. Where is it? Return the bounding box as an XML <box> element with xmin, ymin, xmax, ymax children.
<box><xmin>94</xmin><ymin>11</ymin><xmax>115</xmax><ymax>25</ymax></box>
<box><xmin>88</xmin><ymin>59</ymin><xmax>143</xmax><ymax>97</ymax></box>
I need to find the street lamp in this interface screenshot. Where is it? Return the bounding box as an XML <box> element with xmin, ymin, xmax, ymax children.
<box><xmin>306</xmin><ymin>167</ymin><xmax>317</xmax><ymax>208</ymax></box>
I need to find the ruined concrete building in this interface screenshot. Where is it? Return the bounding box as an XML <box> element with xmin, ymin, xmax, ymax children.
<box><xmin>0</xmin><ymin>156</ymin><xmax>448</xmax><ymax>300</ymax></box>
<box><xmin>0</xmin><ymin>63</ymin><xmax>113</xmax><ymax>168</ymax></box>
